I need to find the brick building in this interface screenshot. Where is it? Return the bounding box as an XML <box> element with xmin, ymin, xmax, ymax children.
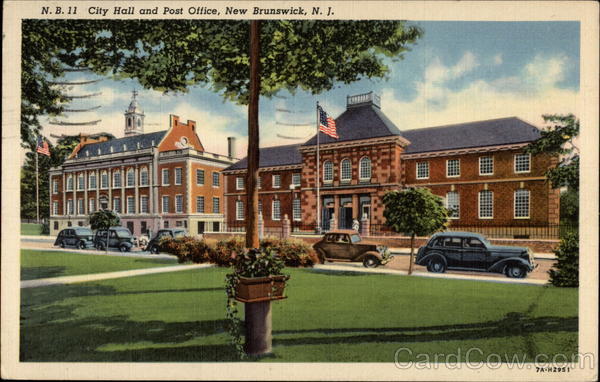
<box><xmin>222</xmin><ymin>92</ymin><xmax>559</xmax><ymax>238</ymax></box>
<box><xmin>48</xmin><ymin>92</ymin><xmax>236</xmax><ymax>237</ymax></box>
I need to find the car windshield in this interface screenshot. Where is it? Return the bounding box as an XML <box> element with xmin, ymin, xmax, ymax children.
<box><xmin>115</xmin><ymin>229</ymin><xmax>132</xmax><ymax>238</ymax></box>
<box><xmin>76</xmin><ymin>228</ymin><xmax>93</xmax><ymax>236</ymax></box>
<box><xmin>173</xmin><ymin>231</ymin><xmax>186</xmax><ymax>238</ymax></box>
<box><xmin>350</xmin><ymin>234</ymin><xmax>361</xmax><ymax>243</ymax></box>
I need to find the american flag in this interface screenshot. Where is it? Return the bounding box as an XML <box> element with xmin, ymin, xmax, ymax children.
<box><xmin>318</xmin><ymin>105</ymin><xmax>338</xmax><ymax>139</ymax></box>
<box><xmin>36</xmin><ymin>136</ymin><xmax>51</xmax><ymax>156</ymax></box>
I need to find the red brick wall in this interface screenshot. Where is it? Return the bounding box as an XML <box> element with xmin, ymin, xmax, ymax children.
<box><xmin>158</xmin><ymin>161</ymin><xmax>187</xmax><ymax>214</ymax></box>
<box><xmin>159</xmin><ymin>115</ymin><xmax>205</xmax><ymax>152</ymax></box>
<box><xmin>50</xmin><ymin>175</ymin><xmax>63</xmax><ymax>214</ymax></box>
<box><xmin>190</xmin><ymin>162</ymin><xmax>224</xmax><ymax>213</ymax></box>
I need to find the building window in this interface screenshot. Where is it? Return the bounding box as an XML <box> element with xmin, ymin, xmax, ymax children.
<box><xmin>359</xmin><ymin>157</ymin><xmax>372</xmax><ymax>181</ymax></box>
<box><xmin>52</xmin><ymin>201</ymin><xmax>59</xmax><ymax>215</ymax></box>
<box><xmin>126</xmin><ymin>196</ymin><xmax>135</xmax><ymax>214</ymax></box>
<box><xmin>99</xmin><ymin>196</ymin><xmax>108</xmax><ymax>210</ymax></box>
<box><xmin>175</xmin><ymin>195</ymin><xmax>183</xmax><ymax>213</ymax></box>
<box><xmin>162</xmin><ymin>196</ymin><xmax>169</xmax><ymax>213</ymax></box>
<box><xmin>126</xmin><ymin>168</ymin><xmax>135</xmax><ymax>187</ymax></box>
<box><xmin>89</xmin><ymin>173</ymin><xmax>97</xmax><ymax>189</ymax></box>
<box><xmin>479</xmin><ymin>156</ymin><xmax>494</xmax><ymax>175</ymax></box>
<box><xmin>113</xmin><ymin>170</ymin><xmax>122</xmax><ymax>188</ymax></box>
<box><xmin>258</xmin><ymin>200</ymin><xmax>263</xmax><ymax>215</ymax></box>
<box><xmin>446</xmin><ymin>159</ymin><xmax>460</xmax><ymax>177</ymax></box>
<box><xmin>236</xmin><ymin>200</ymin><xmax>244</xmax><ymax>220</ymax></box>
<box><xmin>101</xmin><ymin>171</ymin><xmax>108</xmax><ymax>189</ymax></box>
<box><xmin>258</xmin><ymin>176</ymin><xmax>262</xmax><ymax>189</ymax></box>
<box><xmin>140</xmin><ymin>196</ymin><xmax>149</xmax><ymax>214</ymax></box>
<box><xmin>162</xmin><ymin>169</ymin><xmax>169</xmax><ymax>185</ymax></box>
<box><xmin>212</xmin><ymin>222</ymin><xmax>220</xmax><ymax>232</ymax></box>
<box><xmin>272</xmin><ymin>199</ymin><xmax>281</xmax><ymax>221</ymax></box>
<box><xmin>478</xmin><ymin>190</ymin><xmax>493</xmax><ymax>219</ymax></box>
<box><xmin>66</xmin><ymin>175</ymin><xmax>73</xmax><ymax>191</ymax></box>
<box><xmin>514</xmin><ymin>189</ymin><xmax>530</xmax><ymax>219</ymax></box>
<box><xmin>113</xmin><ymin>197</ymin><xmax>121</xmax><ymax>213</ymax></box>
<box><xmin>67</xmin><ymin>199</ymin><xmax>74</xmax><ymax>215</ymax></box>
<box><xmin>77</xmin><ymin>173</ymin><xmax>85</xmax><ymax>190</ymax></box>
<box><xmin>340</xmin><ymin>159</ymin><xmax>351</xmax><ymax>182</ymax></box>
<box><xmin>174</xmin><ymin>167</ymin><xmax>182</xmax><ymax>185</ymax></box>
<box><xmin>515</xmin><ymin>153</ymin><xmax>531</xmax><ymax>173</ymax></box>
<box><xmin>196</xmin><ymin>196</ymin><xmax>205</xmax><ymax>213</ymax></box>
<box><xmin>236</xmin><ymin>176</ymin><xmax>245</xmax><ymax>190</ymax></box>
<box><xmin>293</xmin><ymin>199</ymin><xmax>301</xmax><ymax>221</ymax></box>
<box><xmin>292</xmin><ymin>173</ymin><xmax>301</xmax><ymax>187</ymax></box>
<box><xmin>164</xmin><ymin>221</ymin><xmax>169</xmax><ymax>228</ymax></box>
<box><xmin>213</xmin><ymin>197</ymin><xmax>220</xmax><ymax>213</ymax></box>
<box><xmin>77</xmin><ymin>199</ymin><xmax>84</xmax><ymax>215</ymax></box>
<box><xmin>446</xmin><ymin>191</ymin><xmax>460</xmax><ymax>219</ymax></box>
<box><xmin>323</xmin><ymin>161</ymin><xmax>333</xmax><ymax>182</ymax></box>
<box><xmin>416</xmin><ymin>162</ymin><xmax>429</xmax><ymax>179</ymax></box>
<box><xmin>53</xmin><ymin>180</ymin><xmax>59</xmax><ymax>194</ymax></box>
<box><xmin>196</xmin><ymin>169</ymin><xmax>205</xmax><ymax>185</ymax></box>
<box><xmin>140</xmin><ymin>168</ymin><xmax>149</xmax><ymax>186</ymax></box>
<box><xmin>89</xmin><ymin>198</ymin><xmax>95</xmax><ymax>213</ymax></box>
<box><xmin>212</xmin><ymin>172</ymin><xmax>220</xmax><ymax>187</ymax></box>
<box><xmin>272</xmin><ymin>174</ymin><xmax>281</xmax><ymax>188</ymax></box>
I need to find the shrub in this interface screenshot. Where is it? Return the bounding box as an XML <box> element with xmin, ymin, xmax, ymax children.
<box><xmin>260</xmin><ymin>237</ymin><xmax>318</xmax><ymax>267</ymax></box>
<box><xmin>549</xmin><ymin>231</ymin><xmax>579</xmax><ymax>287</ymax></box>
<box><xmin>211</xmin><ymin>236</ymin><xmax>245</xmax><ymax>266</ymax></box>
<box><xmin>160</xmin><ymin>236</ymin><xmax>211</xmax><ymax>264</ymax></box>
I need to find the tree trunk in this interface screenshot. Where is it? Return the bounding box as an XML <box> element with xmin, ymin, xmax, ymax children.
<box><xmin>408</xmin><ymin>233</ymin><xmax>415</xmax><ymax>275</ymax></box>
<box><xmin>245</xmin><ymin>20</ymin><xmax>261</xmax><ymax>249</ymax></box>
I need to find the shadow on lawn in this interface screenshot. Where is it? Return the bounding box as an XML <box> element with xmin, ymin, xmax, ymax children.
<box><xmin>20</xmin><ymin>284</ymin><xmax>239</xmax><ymax>362</ymax></box>
<box><xmin>21</xmin><ymin>266</ymin><xmax>67</xmax><ymax>281</ymax></box>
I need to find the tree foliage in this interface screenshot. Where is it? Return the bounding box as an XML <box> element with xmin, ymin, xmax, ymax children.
<box><xmin>560</xmin><ymin>188</ymin><xmax>578</xmax><ymax>226</ymax></box>
<box><xmin>21</xmin><ymin>19</ymin><xmax>422</xmax><ymax>140</ymax></box>
<box><xmin>383</xmin><ymin>188</ymin><xmax>449</xmax><ymax>237</ymax></box>
<box><xmin>548</xmin><ymin>231</ymin><xmax>579</xmax><ymax>287</ymax></box>
<box><xmin>525</xmin><ymin>114</ymin><xmax>579</xmax><ymax>191</ymax></box>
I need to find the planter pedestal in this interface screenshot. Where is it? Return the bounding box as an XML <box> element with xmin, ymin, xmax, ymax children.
<box><xmin>244</xmin><ymin>301</ymin><xmax>272</xmax><ymax>355</ymax></box>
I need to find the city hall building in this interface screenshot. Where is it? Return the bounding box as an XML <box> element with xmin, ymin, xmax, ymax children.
<box><xmin>223</xmin><ymin>92</ymin><xmax>559</xmax><ymax>238</ymax></box>
<box><xmin>48</xmin><ymin>93</ymin><xmax>236</xmax><ymax>237</ymax></box>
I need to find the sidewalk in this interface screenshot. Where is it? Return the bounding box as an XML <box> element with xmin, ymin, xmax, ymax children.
<box><xmin>21</xmin><ymin>263</ymin><xmax>213</xmax><ymax>289</ymax></box>
<box><xmin>312</xmin><ymin>263</ymin><xmax>548</xmax><ymax>286</ymax></box>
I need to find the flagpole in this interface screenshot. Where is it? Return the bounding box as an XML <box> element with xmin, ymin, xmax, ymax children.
<box><xmin>35</xmin><ymin>139</ymin><xmax>40</xmax><ymax>224</ymax></box>
<box><xmin>315</xmin><ymin>102</ymin><xmax>321</xmax><ymax>234</ymax></box>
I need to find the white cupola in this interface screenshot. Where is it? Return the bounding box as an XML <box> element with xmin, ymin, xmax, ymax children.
<box><xmin>124</xmin><ymin>90</ymin><xmax>145</xmax><ymax>136</ymax></box>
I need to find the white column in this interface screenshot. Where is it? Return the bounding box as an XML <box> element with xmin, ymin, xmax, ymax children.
<box><xmin>84</xmin><ymin>170</ymin><xmax>88</xmax><ymax>215</ymax></box>
<box><xmin>121</xmin><ymin>165</ymin><xmax>125</xmax><ymax>213</ymax></box>
<box><xmin>62</xmin><ymin>173</ymin><xmax>66</xmax><ymax>215</ymax></box>
<box><xmin>134</xmin><ymin>165</ymin><xmax>139</xmax><ymax>214</ymax></box>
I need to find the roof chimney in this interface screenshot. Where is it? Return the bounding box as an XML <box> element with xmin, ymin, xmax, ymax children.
<box><xmin>227</xmin><ymin>137</ymin><xmax>236</xmax><ymax>159</ymax></box>
<box><xmin>346</xmin><ymin>91</ymin><xmax>381</xmax><ymax>109</ymax></box>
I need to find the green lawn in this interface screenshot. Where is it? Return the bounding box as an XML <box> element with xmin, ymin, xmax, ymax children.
<box><xmin>20</xmin><ymin>266</ymin><xmax>578</xmax><ymax>362</ymax></box>
<box><xmin>21</xmin><ymin>223</ymin><xmax>46</xmax><ymax>236</ymax></box>
<box><xmin>21</xmin><ymin>250</ymin><xmax>179</xmax><ymax>280</ymax></box>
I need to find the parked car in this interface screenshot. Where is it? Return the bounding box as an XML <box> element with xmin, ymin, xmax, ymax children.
<box><xmin>54</xmin><ymin>227</ymin><xmax>94</xmax><ymax>249</ymax></box>
<box><xmin>146</xmin><ymin>228</ymin><xmax>187</xmax><ymax>254</ymax></box>
<box><xmin>313</xmin><ymin>230</ymin><xmax>390</xmax><ymax>268</ymax></box>
<box><xmin>93</xmin><ymin>227</ymin><xmax>135</xmax><ymax>252</ymax></box>
<box><xmin>415</xmin><ymin>231</ymin><xmax>537</xmax><ymax>278</ymax></box>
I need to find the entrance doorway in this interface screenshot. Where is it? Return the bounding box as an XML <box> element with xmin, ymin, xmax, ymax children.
<box><xmin>339</xmin><ymin>196</ymin><xmax>353</xmax><ymax>229</ymax></box>
<box><xmin>321</xmin><ymin>197</ymin><xmax>334</xmax><ymax>231</ymax></box>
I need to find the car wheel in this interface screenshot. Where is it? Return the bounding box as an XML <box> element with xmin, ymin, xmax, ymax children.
<box><xmin>427</xmin><ymin>257</ymin><xmax>446</xmax><ymax>273</ymax></box>
<box><xmin>363</xmin><ymin>256</ymin><xmax>380</xmax><ymax>268</ymax></box>
<box><xmin>59</xmin><ymin>241</ymin><xmax>66</xmax><ymax>249</ymax></box>
<box><xmin>119</xmin><ymin>245</ymin><xmax>129</xmax><ymax>253</ymax></box>
<box><xmin>150</xmin><ymin>245</ymin><xmax>159</xmax><ymax>254</ymax></box>
<box><xmin>97</xmin><ymin>242</ymin><xmax>105</xmax><ymax>251</ymax></box>
<box><xmin>316</xmin><ymin>249</ymin><xmax>326</xmax><ymax>264</ymax></box>
<box><xmin>505</xmin><ymin>264</ymin><xmax>526</xmax><ymax>278</ymax></box>
<box><xmin>78</xmin><ymin>241</ymin><xmax>86</xmax><ymax>250</ymax></box>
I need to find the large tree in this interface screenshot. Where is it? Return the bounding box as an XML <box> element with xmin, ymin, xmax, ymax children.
<box><xmin>22</xmin><ymin>19</ymin><xmax>423</xmax><ymax>247</ymax></box>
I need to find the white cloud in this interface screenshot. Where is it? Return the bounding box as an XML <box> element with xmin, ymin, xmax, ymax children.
<box><xmin>492</xmin><ymin>53</ymin><xmax>503</xmax><ymax>66</ymax></box>
<box><xmin>383</xmin><ymin>53</ymin><xmax>579</xmax><ymax>130</ymax></box>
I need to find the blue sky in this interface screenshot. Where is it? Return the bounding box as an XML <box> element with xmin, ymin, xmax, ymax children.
<box><xmin>37</xmin><ymin>21</ymin><xmax>580</xmax><ymax>159</ymax></box>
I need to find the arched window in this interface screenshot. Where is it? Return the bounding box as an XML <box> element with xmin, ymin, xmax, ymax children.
<box><xmin>113</xmin><ymin>170</ymin><xmax>121</xmax><ymax>188</ymax></box>
<box><xmin>323</xmin><ymin>161</ymin><xmax>333</xmax><ymax>182</ymax></box>
<box><xmin>359</xmin><ymin>157</ymin><xmax>371</xmax><ymax>180</ymax></box>
<box><xmin>126</xmin><ymin>168</ymin><xmax>135</xmax><ymax>187</ymax></box>
<box><xmin>66</xmin><ymin>175</ymin><xmax>73</xmax><ymax>191</ymax></box>
<box><xmin>140</xmin><ymin>167</ymin><xmax>149</xmax><ymax>186</ymax></box>
<box><xmin>89</xmin><ymin>172</ymin><xmax>97</xmax><ymax>189</ymax></box>
<box><xmin>101</xmin><ymin>171</ymin><xmax>108</xmax><ymax>188</ymax></box>
<box><xmin>137</xmin><ymin>118</ymin><xmax>142</xmax><ymax>127</ymax></box>
<box><xmin>340</xmin><ymin>159</ymin><xmax>352</xmax><ymax>181</ymax></box>
<box><xmin>127</xmin><ymin>117</ymin><xmax>132</xmax><ymax>127</ymax></box>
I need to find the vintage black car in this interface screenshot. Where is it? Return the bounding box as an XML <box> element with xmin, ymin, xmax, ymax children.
<box><xmin>54</xmin><ymin>227</ymin><xmax>94</xmax><ymax>249</ymax></box>
<box><xmin>415</xmin><ymin>232</ymin><xmax>537</xmax><ymax>278</ymax></box>
<box><xmin>93</xmin><ymin>227</ymin><xmax>135</xmax><ymax>252</ymax></box>
<box><xmin>313</xmin><ymin>230</ymin><xmax>390</xmax><ymax>268</ymax></box>
<box><xmin>146</xmin><ymin>228</ymin><xmax>187</xmax><ymax>254</ymax></box>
